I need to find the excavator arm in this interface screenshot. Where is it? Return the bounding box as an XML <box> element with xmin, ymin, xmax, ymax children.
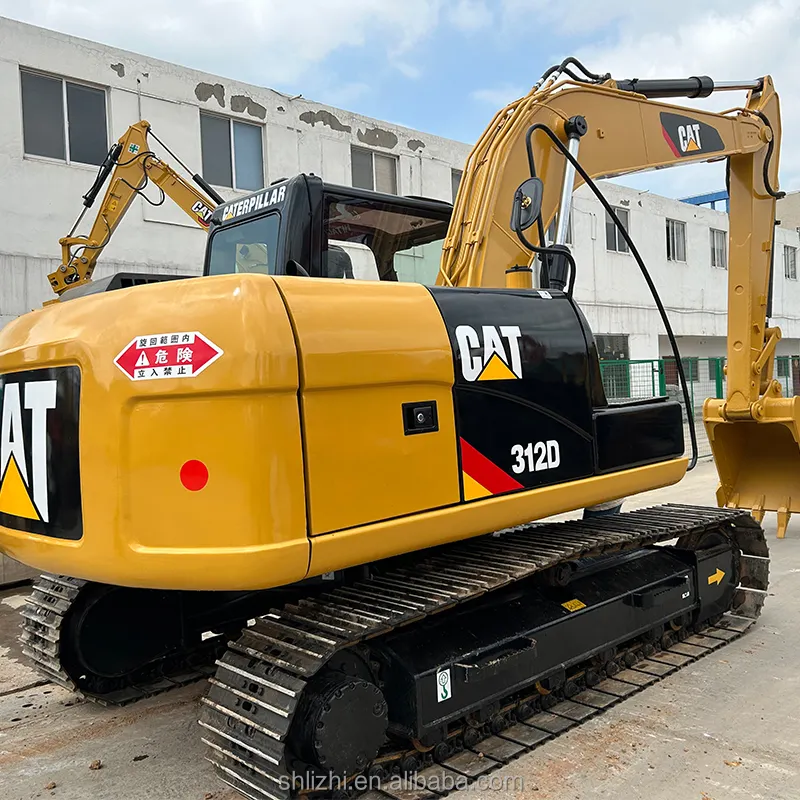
<box><xmin>441</xmin><ymin>70</ymin><xmax>795</xmax><ymax>534</ymax></box>
<box><xmin>49</xmin><ymin>120</ymin><xmax>222</xmax><ymax>296</ymax></box>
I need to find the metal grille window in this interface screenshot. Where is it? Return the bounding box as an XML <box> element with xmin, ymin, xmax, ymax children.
<box><xmin>605</xmin><ymin>207</ymin><xmax>629</xmax><ymax>253</ymax></box>
<box><xmin>666</xmin><ymin>219</ymin><xmax>687</xmax><ymax>262</ymax></box>
<box><xmin>785</xmin><ymin>245</ymin><xmax>797</xmax><ymax>280</ymax></box>
<box><xmin>595</xmin><ymin>335</ymin><xmax>629</xmax><ymax>361</ymax></box>
<box><xmin>595</xmin><ymin>335</ymin><xmax>630</xmax><ymax>399</ymax></box>
<box><xmin>777</xmin><ymin>356</ymin><xmax>790</xmax><ymax>378</ymax></box>
<box><xmin>451</xmin><ymin>168</ymin><xmax>462</xmax><ymax>202</ymax></box>
<box><xmin>200</xmin><ymin>112</ymin><xmax>264</xmax><ymax>191</ymax></box>
<box><xmin>710</xmin><ymin>228</ymin><xmax>727</xmax><ymax>268</ymax></box>
<box><xmin>350</xmin><ymin>147</ymin><xmax>398</xmax><ymax>194</ymax></box>
<box><xmin>20</xmin><ymin>69</ymin><xmax>107</xmax><ymax>166</ymax></box>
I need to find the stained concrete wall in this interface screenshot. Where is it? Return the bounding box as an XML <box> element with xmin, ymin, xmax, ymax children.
<box><xmin>778</xmin><ymin>190</ymin><xmax>800</xmax><ymax>231</ymax></box>
<box><xmin>0</xmin><ymin>15</ymin><xmax>470</xmax><ymax>321</ymax></box>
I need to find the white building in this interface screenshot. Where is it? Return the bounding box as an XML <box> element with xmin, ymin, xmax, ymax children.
<box><xmin>0</xmin><ymin>16</ymin><xmax>470</xmax><ymax>332</ymax></box>
<box><xmin>1</xmin><ymin>14</ymin><xmax>799</xmax><ymax>369</ymax></box>
<box><xmin>568</xmin><ymin>183</ymin><xmax>800</xmax><ymax>364</ymax></box>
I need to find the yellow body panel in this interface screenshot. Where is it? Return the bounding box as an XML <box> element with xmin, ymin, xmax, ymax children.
<box><xmin>308</xmin><ymin>458</ymin><xmax>687</xmax><ymax>576</ymax></box>
<box><xmin>275</xmin><ymin>279</ymin><xmax>461</xmax><ymax>535</ymax></box>
<box><xmin>0</xmin><ymin>274</ymin><xmax>309</xmax><ymax>590</ymax></box>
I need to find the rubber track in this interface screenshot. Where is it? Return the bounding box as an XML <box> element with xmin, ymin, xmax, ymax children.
<box><xmin>19</xmin><ymin>574</ymin><xmax>219</xmax><ymax>705</ymax></box>
<box><xmin>198</xmin><ymin>504</ymin><xmax>769</xmax><ymax>800</ymax></box>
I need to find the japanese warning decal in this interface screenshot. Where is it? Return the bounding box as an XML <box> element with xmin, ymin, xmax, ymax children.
<box><xmin>114</xmin><ymin>332</ymin><xmax>223</xmax><ymax>381</ymax></box>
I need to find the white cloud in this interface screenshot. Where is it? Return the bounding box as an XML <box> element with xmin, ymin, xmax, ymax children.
<box><xmin>0</xmin><ymin>0</ymin><xmax>443</xmax><ymax>86</ymax></box>
<box><xmin>471</xmin><ymin>84</ymin><xmax>528</xmax><ymax>107</ymax></box>
<box><xmin>499</xmin><ymin>0</ymin><xmax>628</xmax><ymax>36</ymax></box>
<box><xmin>394</xmin><ymin>60</ymin><xmax>423</xmax><ymax>80</ymax></box>
<box><xmin>527</xmin><ymin>0</ymin><xmax>800</xmax><ymax>195</ymax></box>
<box><xmin>446</xmin><ymin>0</ymin><xmax>493</xmax><ymax>32</ymax></box>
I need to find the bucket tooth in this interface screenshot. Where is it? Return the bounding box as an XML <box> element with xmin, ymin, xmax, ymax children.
<box><xmin>776</xmin><ymin>502</ymin><xmax>791</xmax><ymax>539</ymax></box>
<box><xmin>751</xmin><ymin>495</ymin><xmax>766</xmax><ymax>524</ymax></box>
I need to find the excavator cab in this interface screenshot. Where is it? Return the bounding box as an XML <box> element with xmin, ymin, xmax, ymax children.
<box><xmin>204</xmin><ymin>175</ymin><xmax>452</xmax><ymax>285</ymax></box>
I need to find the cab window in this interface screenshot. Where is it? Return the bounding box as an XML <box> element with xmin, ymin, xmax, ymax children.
<box><xmin>207</xmin><ymin>213</ymin><xmax>280</xmax><ymax>276</ymax></box>
<box><xmin>323</xmin><ymin>197</ymin><xmax>449</xmax><ymax>283</ymax></box>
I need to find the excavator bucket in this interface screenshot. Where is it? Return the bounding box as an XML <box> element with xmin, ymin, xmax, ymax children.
<box><xmin>705</xmin><ymin>399</ymin><xmax>800</xmax><ymax>538</ymax></box>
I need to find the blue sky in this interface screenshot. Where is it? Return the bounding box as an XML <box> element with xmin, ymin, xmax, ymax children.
<box><xmin>4</xmin><ymin>0</ymin><xmax>800</xmax><ymax>197</ymax></box>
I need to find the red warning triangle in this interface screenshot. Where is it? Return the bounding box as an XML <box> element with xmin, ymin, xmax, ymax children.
<box><xmin>136</xmin><ymin>351</ymin><xmax>149</xmax><ymax>367</ymax></box>
<box><xmin>0</xmin><ymin>455</ymin><xmax>40</xmax><ymax>521</ymax></box>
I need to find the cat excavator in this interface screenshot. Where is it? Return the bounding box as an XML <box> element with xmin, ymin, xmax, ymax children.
<box><xmin>0</xmin><ymin>58</ymin><xmax>790</xmax><ymax>797</ymax></box>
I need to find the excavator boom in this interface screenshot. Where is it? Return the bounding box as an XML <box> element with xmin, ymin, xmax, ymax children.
<box><xmin>440</xmin><ymin>71</ymin><xmax>793</xmax><ymax>535</ymax></box>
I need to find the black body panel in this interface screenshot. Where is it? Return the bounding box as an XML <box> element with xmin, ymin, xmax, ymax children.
<box><xmin>59</xmin><ymin>272</ymin><xmax>188</xmax><ymax>302</ymax></box>
<box><xmin>0</xmin><ymin>366</ymin><xmax>82</xmax><ymax>540</ymax></box>
<box><xmin>428</xmin><ymin>286</ymin><xmax>685</xmax><ymax>496</ymax></box>
<box><xmin>594</xmin><ymin>400</ymin><xmax>685</xmax><ymax>473</ymax></box>
<box><xmin>429</xmin><ymin>287</ymin><xmax>596</xmax><ymax>495</ymax></box>
<box><xmin>695</xmin><ymin>543</ymin><xmax>737</xmax><ymax>620</ymax></box>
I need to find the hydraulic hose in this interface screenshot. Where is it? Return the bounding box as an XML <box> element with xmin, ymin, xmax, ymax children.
<box><xmin>523</xmin><ymin>123</ymin><xmax>699</xmax><ymax>470</ymax></box>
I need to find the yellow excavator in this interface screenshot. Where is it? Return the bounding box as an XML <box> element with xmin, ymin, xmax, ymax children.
<box><xmin>0</xmin><ymin>57</ymin><xmax>790</xmax><ymax>797</ymax></box>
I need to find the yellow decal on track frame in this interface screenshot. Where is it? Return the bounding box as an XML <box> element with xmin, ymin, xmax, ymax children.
<box><xmin>562</xmin><ymin>599</ymin><xmax>586</xmax><ymax>612</ymax></box>
<box><xmin>707</xmin><ymin>568</ymin><xmax>725</xmax><ymax>586</ymax></box>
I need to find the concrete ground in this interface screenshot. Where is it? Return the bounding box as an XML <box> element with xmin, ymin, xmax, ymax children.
<box><xmin>0</xmin><ymin>459</ymin><xmax>797</xmax><ymax>800</ymax></box>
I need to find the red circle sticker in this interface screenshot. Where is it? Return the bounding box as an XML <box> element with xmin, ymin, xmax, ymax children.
<box><xmin>180</xmin><ymin>460</ymin><xmax>209</xmax><ymax>491</ymax></box>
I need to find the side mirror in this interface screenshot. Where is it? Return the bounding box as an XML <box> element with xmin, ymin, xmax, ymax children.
<box><xmin>286</xmin><ymin>259</ymin><xmax>310</xmax><ymax>277</ymax></box>
<box><xmin>510</xmin><ymin>177</ymin><xmax>544</xmax><ymax>233</ymax></box>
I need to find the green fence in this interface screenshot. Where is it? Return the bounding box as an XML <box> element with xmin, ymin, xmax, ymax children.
<box><xmin>598</xmin><ymin>355</ymin><xmax>800</xmax><ymax>459</ymax></box>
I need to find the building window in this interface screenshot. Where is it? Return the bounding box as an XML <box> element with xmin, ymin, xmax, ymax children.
<box><xmin>20</xmin><ymin>69</ymin><xmax>107</xmax><ymax>166</ymax></box>
<box><xmin>784</xmin><ymin>245</ymin><xmax>797</xmax><ymax>280</ymax></box>
<box><xmin>666</xmin><ymin>219</ymin><xmax>687</xmax><ymax>262</ymax></box>
<box><xmin>200</xmin><ymin>112</ymin><xmax>264</xmax><ymax>191</ymax></box>
<box><xmin>595</xmin><ymin>335</ymin><xmax>630</xmax><ymax>399</ymax></box>
<box><xmin>777</xmin><ymin>357</ymin><xmax>790</xmax><ymax>378</ymax></box>
<box><xmin>710</xmin><ymin>228</ymin><xmax>727</xmax><ymax>269</ymax></box>
<box><xmin>451</xmin><ymin>168</ymin><xmax>463</xmax><ymax>202</ymax></box>
<box><xmin>605</xmin><ymin>208</ymin><xmax>629</xmax><ymax>253</ymax></box>
<box><xmin>595</xmin><ymin>335</ymin><xmax>629</xmax><ymax>361</ymax></box>
<box><xmin>351</xmin><ymin>146</ymin><xmax>398</xmax><ymax>194</ymax></box>
<box><xmin>546</xmin><ymin>211</ymin><xmax>573</xmax><ymax>245</ymax></box>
